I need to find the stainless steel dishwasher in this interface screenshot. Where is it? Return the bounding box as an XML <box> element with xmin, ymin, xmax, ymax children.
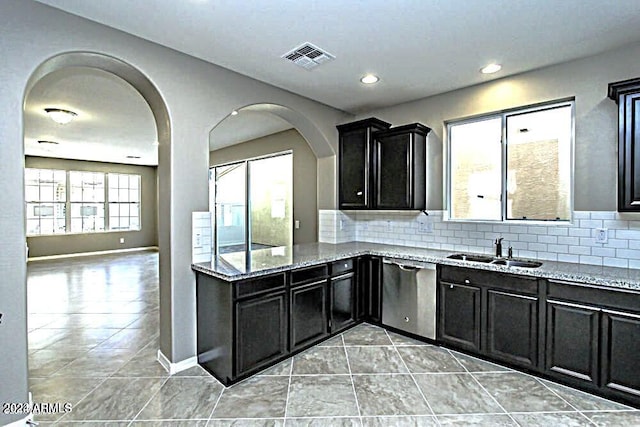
<box><xmin>382</xmin><ymin>258</ymin><xmax>436</xmax><ymax>339</ymax></box>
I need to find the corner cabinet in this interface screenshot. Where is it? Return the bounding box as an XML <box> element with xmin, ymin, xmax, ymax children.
<box><xmin>337</xmin><ymin>118</ymin><xmax>431</xmax><ymax>210</ymax></box>
<box><xmin>374</xmin><ymin>123</ymin><xmax>431</xmax><ymax>210</ymax></box>
<box><xmin>337</xmin><ymin>118</ymin><xmax>391</xmax><ymax>209</ymax></box>
<box><xmin>608</xmin><ymin>78</ymin><xmax>640</xmax><ymax>211</ymax></box>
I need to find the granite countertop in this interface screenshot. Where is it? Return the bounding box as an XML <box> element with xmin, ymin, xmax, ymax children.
<box><xmin>191</xmin><ymin>241</ymin><xmax>640</xmax><ymax>291</ymax></box>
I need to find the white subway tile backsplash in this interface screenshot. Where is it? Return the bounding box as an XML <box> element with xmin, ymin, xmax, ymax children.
<box><xmin>318</xmin><ymin>210</ymin><xmax>640</xmax><ymax>268</ymax></box>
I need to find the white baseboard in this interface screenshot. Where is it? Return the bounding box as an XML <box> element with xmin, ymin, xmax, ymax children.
<box><xmin>4</xmin><ymin>414</ymin><xmax>32</xmax><ymax>427</ymax></box>
<box><xmin>157</xmin><ymin>349</ymin><xmax>198</xmax><ymax>375</ymax></box>
<box><xmin>27</xmin><ymin>246</ymin><xmax>159</xmax><ymax>262</ymax></box>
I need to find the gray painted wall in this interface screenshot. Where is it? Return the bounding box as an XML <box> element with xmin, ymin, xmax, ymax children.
<box><xmin>353</xmin><ymin>42</ymin><xmax>640</xmax><ymax>211</ymax></box>
<box><xmin>0</xmin><ymin>1</ymin><xmax>347</xmax><ymax>423</ymax></box>
<box><xmin>210</xmin><ymin>129</ymin><xmax>318</xmax><ymax>244</ymax></box>
<box><xmin>25</xmin><ymin>156</ymin><xmax>158</xmax><ymax>257</ymax></box>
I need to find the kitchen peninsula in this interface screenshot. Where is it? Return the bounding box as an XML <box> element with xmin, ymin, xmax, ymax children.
<box><xmin>193</xmin><ymin>241</ymin><xmax>640</xmax><ymax>407</ymax></box>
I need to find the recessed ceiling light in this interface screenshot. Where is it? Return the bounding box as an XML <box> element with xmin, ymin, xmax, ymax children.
<box><xmin>360</xmin><ymin>74</ymin><xmax>380</xmax><ymax>84</ymax></box>
<box><xmin>480</xmin><ymin>63</ymin><xmax>502</xmax><ymax>74</ymax></box>
<box><xmin>37</xmin><ymin>140</ymin><xmax>59</xmax><ymax>145</ymax></box>
<box><xmin>152</xmin><ymin>141</ymin><xmax>160</xmax><ymax>146</ymax></box>
<box><xmin>231</xmin><ymin>110</ymin><xmax>239</xmax><ymax>116</ymax></box>
<box><xmin>44</xmin><ymin>108</ymin><xmax>77</xmax><ymax>124</ymax></box>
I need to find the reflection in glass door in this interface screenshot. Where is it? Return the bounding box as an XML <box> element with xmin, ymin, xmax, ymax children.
<box><xmin>213</xmin><ymin>162</ymin><xmax>246</xmax><ymax>254</ymax></box>
<box><xmin>211</xmin><ymin>152</ymin><xmax>292</xmax><ymax>255</ymax></box>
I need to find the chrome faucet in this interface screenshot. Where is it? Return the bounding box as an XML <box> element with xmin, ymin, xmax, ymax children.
<box><xmin>494</xmin><ymin>237</ymin><xmax>504</xmax><ymax>258</ymax></box>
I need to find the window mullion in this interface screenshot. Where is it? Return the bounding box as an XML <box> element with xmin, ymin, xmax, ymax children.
<box><xmin>501</xmin><ymin>114</ymin><xmax>508</xmax><ymax>222</ymax></box>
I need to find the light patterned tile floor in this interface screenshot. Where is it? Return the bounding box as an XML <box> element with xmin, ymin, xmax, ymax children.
<box><xmin>27</xmin><ymin>251</ymin><xmax>639</xmax><ymax>426</ymax></box>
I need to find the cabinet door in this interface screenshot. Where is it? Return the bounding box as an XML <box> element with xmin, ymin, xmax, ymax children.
<box><xmin>331</xmin><ymin>273</ymin><xmax>356</xmax><ymax>332</ymax></box>
<box><xmin>376</xmin><ymin>133</ymin><xmax>411</xmax><ymax>209</ymax></box>
<box><xmin>438</xmin><ymin>281</ymin><xmax>481</xmax><ymax>352</ymax></box>
<box><xmin>545</xmin><ymin>299</ymin><xmax>599</xmax><ymax>385</ymax></box>
<box><xmin>235</xmin><ymin>292</ymin><xmax>287</xmax><ymax>376</ymax></box>
<box><xmin>486</xmin><ymin>290</ymin><xmax>538</xmax><ymax>368</ymax></box>
<box><xmin>339</xmin><ymin>128</ymin><xmax>369</xmax><ymax>209</ymax></box>
<box><xmin>601</xmin><ymin>309</ymin><xmax>640</xmax><ymax>399</ymax></box>
<box><xmin>618</xmin><ymin>91</ymin><xmax>640</xmax><ymax>210</ymax></box>
<box><xmin>290</xmin><ymin>280</ymin><xmax>328</xmax><ymax>351</ymax></box>
<box><xmin>358</xmin><ymin>256</ymin><xmax>382</xmax><ymax>323</ymax></box>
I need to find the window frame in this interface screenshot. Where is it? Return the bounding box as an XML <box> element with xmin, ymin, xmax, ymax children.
<box><xmin>445</xmin><ymin>98</ymin><xmax>575</xmax><ymax>224</ymax></box>
<box><xmin>25</xmin><ymin>168</ymin><xmax>142</xmax><ymax>237</ymax></box>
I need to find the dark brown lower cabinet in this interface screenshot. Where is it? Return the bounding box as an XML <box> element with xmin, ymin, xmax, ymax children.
<box><xmin>330</xmin><ymin>272</ymin><xmax>356</xmax><ymax>332</ymax></box>
<box><xmin>357</xmin><ymin>256</ymin><xmax>382</xmax><ymax>323</ymax></box>
<box><xmin>487</xmin><ymin>290</ymin><xmax>538</xmax><ymax>368</ymax></box>
<box><xmin>235</xmin><ymin>291</ymin><xmax>287</xmax><ymax>376</ymax></box>
<box><xmin>545</xmin><ymin>299</ymin><xmax>599</xmax><ymax>384</ymax></box>
<box><xmin>601</xmin><ymin>309</ymin><xmax>640</xmax><ymax>398</ymax></box>
<box><xmin>438</xmin><ymin>281</ymin><xmax>481</xmax><ymax>352</ymax></box>
<box><xmin>290</xmin><ymin>280</ymin><xmax>328</xmax><ymax>351</ymax></box>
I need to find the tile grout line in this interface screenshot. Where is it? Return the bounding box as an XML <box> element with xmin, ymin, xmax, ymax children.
<box><xmin>385</xmin><ymin>329</ymin><xmax>440</xmax><ymax>426</ymax></box>
<box><xmin>534</xmin><ymin>377</ymin><xmax>598</xmax><ymax>426</ymax></box>
<box><xmin>341</xmin><ymin>333</ymin><xmax>364</xmax><ymax>426</ymax></box>
<box><xmin>445</xmin><ymin>348</ymin><xmax>521</xmax><ymax>426</ymax></box>
<box><xmin>206</xmin><ymin>378</ymin><xmax>227</xmax><ymax>425</ymax></box>
<box><xmin>128</xmin><ymin>375</ymin><xmax>170</xmax><ymax>424</ymax></box>
<box><xmin>282</xmin><ymin>356</ymin><xmax>294</xmax><ymax>425</ymax></box>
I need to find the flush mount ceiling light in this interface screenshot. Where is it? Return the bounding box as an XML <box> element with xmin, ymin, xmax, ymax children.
<box><xmin>480</xmin><ymin>63</ymin><xmax>502</xmax><ymax>74</ymax></box>
<box><xmin>231</xmin><ymin>110</ymin><xmax>239</xmax><ymax>116</ymax></box>
<box><xmin>360</xmin><ymin>74</ymin><xmax>380</xmax><ymax>84</ymax></box>
<box><xmin>44</xmin><ymin>108</ymin><xmax>77</xmax><ymax>124</ymax></box>
<box><xmin>37</xmin><ymin>140</ymin><xmax>59</xmax><ymax>145</ymax></box>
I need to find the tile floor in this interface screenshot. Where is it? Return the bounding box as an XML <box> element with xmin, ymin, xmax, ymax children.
<box><xmin>27</xmin><ymin>250</ymin><xmax>639</xmax><ymax>426</ymax></box>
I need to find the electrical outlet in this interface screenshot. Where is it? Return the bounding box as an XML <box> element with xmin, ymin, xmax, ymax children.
<box><xmin>595</xmin><ymin>228</ymin><xmax>608</xmax><ymax>244</ymax></box>
<box><xmin>295</xmin><ymin>220</ymin><xmax>300</xmax><ymax>229</ymax></box>
<box><xmin>339</xmin><ymin>219</ymin><xmax>344</xmax><ymax>230</ymax></box>
<box><xmin>386</xmin><ymin>220</ymin><xmax>393</xmax><ymax>231</ymax></box>
<box><xmin>418</xmin><ymin>221</ymin><xmax>433</xmax><ymax>233</ymax></box>
<box><xmin>119</xmin><ymin>237</ymin><xmax>125</xmax><ymax>244</ymax></box>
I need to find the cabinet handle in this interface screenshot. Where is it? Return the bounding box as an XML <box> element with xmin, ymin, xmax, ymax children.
<box><xmin>464</xmin><ymin>279</ymin><xmax>470</xmax><ymax>284</ymax></box>
<box><xmin>356</xmin><ymin>190</ymin><xmax>363</xmax><ymax>196</ymax></box>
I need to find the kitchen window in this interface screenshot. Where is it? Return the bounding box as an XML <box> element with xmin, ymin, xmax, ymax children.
<box><xmin>446</xmin><ymin>100</ymin><xmax>574</xmax><ymax>222</ymax></box>
<box><xmin>25</xmin><ymin>168</ymin><xmax>141</xmax><ymax>236</ymax></box>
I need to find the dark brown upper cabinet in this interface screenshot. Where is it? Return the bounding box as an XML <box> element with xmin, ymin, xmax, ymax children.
<box><xmin>337</xmin><ymin>118</ymin><xmax>391</xmax><ymax>209</ymax></box>
<box><xmin>608</xmin><ymin>78</ymin><xmax>640</xmax><ymax>211</ymax></box>
<box><xmin>374</xmin><ymin>123</ymin><xmax>430</xmax><ymax>210</ymax></box>
<box><xmin>337</xmin><ymin>118</ymin><xmax>430</xmax><ymax>210</ymax></box>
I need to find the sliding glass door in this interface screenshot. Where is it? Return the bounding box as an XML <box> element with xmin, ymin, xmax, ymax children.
<box><xmin>211</xmin><ymin>152</ymin><xmax>292</xmax><ymax>255</ymax></box>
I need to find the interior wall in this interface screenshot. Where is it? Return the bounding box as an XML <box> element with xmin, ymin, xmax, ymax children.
<box><xmin>0</xmin><ymin>2</ymin><xmax>348</xmax><ymax>422</ymax></box>
<box><xmin>210</xmin><ymin>129</ymin><xmax>318</xmax><ymax>244</ymax></box>
<box><xmin>355</xmin><ymin>41</ymin><xmax>640</xmax><ymax>212</ymax></box>
<box><xmin>25</xmin><ymin>156</ymin><xmax>158</xmax><ymax>257</ymax></box>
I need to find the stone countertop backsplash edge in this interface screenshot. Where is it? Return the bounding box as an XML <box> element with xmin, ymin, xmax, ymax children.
<box><xmin>192</xmin><ymin>241</ymin><xmax>640</xmax><ymax>291</ymax></box>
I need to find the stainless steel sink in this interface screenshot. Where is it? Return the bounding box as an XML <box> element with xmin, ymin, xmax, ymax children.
<box><xmin>490</xmin><ymin>259</ymin><xmax>543</xmax><ymax>268</ymax></box>
<box><xmin>447</xmin><ymin>253</ymin><xmax>494</xmax><ymax>263</ymax></box>
<box><xmin>447</xmin><ymin>253</ymin><xmax>543</xmax><ymax>268</ymax></box>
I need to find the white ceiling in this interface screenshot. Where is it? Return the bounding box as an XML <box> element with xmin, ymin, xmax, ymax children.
<box><xmin>26</xmin><ymin>0</ymin><xmax>640</xmax><ymax>165</ymax></box>
<box><xmin>24</xmin><ymin>67</ymin><xmax>159</xmax><ymax>166</ymax></box>
<box><xmin>35</xmin><ymin>0</ymin><xmax>640</xmax><ymax>113</ymax></box>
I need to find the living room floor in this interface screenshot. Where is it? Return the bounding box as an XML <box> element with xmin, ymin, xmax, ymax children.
<box><xmin>27</xmin><ymin>250</ymin><xmax>639</xmax><ymax>426</ymax></box>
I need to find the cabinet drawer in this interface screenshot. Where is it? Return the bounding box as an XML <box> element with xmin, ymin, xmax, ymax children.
<box><xmin>236</xmin><ymin>273</ymin><xmax>286</xmax><ymax>299</ymax></box>
<box><xmin>547</xmin><ymin>280</ymin><xmax>640</xmax><ymax>314</ymax></box>
<box><xmin>291</xmin><ymin>264</ymin><xmax>328</xmax><ymax>286</ymax></box>
<box><xmin>439</xmin><ymin>266</ymin><xmax>537</xmax><ymax>295</ymax></box>
<box><xmin>331</xmin><ymin>259</ymin><xmax>354</xmax><ymax>276</ymax></box>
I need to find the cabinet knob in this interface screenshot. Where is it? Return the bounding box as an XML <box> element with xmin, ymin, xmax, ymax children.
<box><xmin>356</xmin><ymin>190</ymin><xmax>363</xmax><ymax>196</ymax></box>
<box><xmin>450</xmin><ymin>284</ymin><xmax>454</xmax><ymax>289</ymax></box>
<box><xmin>344</xmin><ymin>263</ymin><xmax>348</xmax><ymax>268</ymax></box>
<box><xmin>464</xmin><ymin>279</ymin><xmax>470</xmax><ymax>284</ymax></box>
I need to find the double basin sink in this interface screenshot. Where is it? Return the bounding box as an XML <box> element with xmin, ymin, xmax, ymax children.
<box><xmin>447</xmin><ymin>253</ymin><xmax>543</xmax><ymax>268</ymax></box>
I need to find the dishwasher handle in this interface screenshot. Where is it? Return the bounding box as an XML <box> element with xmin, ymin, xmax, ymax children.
<box><xmin>382</xmin><ymin>258</ymin><xmax>434</xmax><ymax>271</ymax></box>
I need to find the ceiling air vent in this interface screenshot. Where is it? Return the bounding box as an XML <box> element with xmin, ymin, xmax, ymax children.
<box><xmin>282</xmin><ymin>42</ymin><xmax>335</xmax><ymax>70</ymax></box>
